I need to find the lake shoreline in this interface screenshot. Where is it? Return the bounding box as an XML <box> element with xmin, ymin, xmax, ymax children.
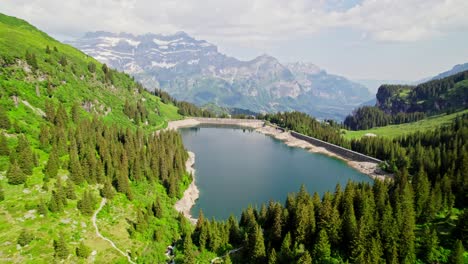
<box><xmin>174</xmin><ymin>151</ymin><xmax>199</xmax><ymax>224</ymax></box>
<box><xmin>169</xmin><ymin>118</ymin><xmax>391</xmax><ymax>223</ymax></box>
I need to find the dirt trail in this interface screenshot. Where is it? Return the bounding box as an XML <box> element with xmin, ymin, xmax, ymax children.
<box><xmin>92</xmin><ymin>198</ymin><xmax>136</xmax><ymax>264</ymax></box>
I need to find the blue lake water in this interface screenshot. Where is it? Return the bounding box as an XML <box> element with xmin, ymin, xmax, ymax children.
<box><xmin>179</xmin><ymin>126</ymin><xmax>373</xmax><ymax>220</ymax></box>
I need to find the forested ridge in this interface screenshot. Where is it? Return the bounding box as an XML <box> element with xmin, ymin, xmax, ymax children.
<box><xmin>344</xmin><ymin>71</ymin><xmax>468</xmax><ymax>130</ymax></box>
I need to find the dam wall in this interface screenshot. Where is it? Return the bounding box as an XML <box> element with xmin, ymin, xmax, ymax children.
<box><xmin>290</xmin><ymin>131</ymin><xmax>382</xmax><ymax>163</ymax></box>
<box><xmin>194</xmin><ymin>118</ymin><xmax>265</xmax><ymax>128</ymax></box>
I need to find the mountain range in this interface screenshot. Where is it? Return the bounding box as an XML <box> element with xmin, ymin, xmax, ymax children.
<box><xmin>68</xmin><ymin>32</ymin><xmax>372</xmax><ymax>120</ymax></box>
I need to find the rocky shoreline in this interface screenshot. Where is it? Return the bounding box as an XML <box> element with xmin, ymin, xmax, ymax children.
<box><xmin>174</xmin><ymin>151</ymin><xmax>199</xmax><ymax>224</ymax></box>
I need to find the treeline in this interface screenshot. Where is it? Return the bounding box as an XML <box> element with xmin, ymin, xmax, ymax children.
<box><xmin>179</xmin><ymin>180</ymin><xmax>466</xmax><ymax>264</ymax></box>
<box><xmin>344</xmin><ymin>106</ymin><xmax>426</xmax><ymax>130</ymax></box>
<box><xmin>260</xmin><ymin>111</ymin><xmax>348</xmax><ymax>147</ymax></box>
<box><xmin>153</xmin><ymin>89</ymin><xmax>215</xmax><ymax>117</ymax></box>
<box><xmin>345</xmin><ymin>71</ymin><xmax>468</xmax><ymax>130</ymax></box>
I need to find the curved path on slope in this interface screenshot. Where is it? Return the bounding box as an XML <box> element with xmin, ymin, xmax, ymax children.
<box><xmin>92</xmin><ymin>198</ymin><xmax>136</xmax><ymax>264</ymax></box>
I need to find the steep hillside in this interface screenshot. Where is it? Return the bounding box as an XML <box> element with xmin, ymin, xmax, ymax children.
<box><xmin>68</xmin><ymin>32</ymin><xmax>372</xmax><ymax>120</ymax></box>
<box><xmin>345</xmin><ymin>71</ymin><xmax>468</xmax><ymax>130</ymax></box>
<box><xmin>0</xmin><ymin>13</ymin><xmax>196</xmax><ymax>263</ymax></box>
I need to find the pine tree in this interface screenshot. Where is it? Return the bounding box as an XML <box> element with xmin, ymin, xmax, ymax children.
<box><xmin>268</xmin><ymin>248</ymin><xmax>277</xmax><ymax>264</ymax></box>
<box><xmin>420</xmin><ymin>226</ymin><xmax>440</xmax><ymax>263</ymax></box>
<box><xmin>413</xmin><ymin>167</ymin><xmax>430</xmax><ymax>222</ymax></box>
<box><xmin>398</xmin><ymin>185</ymin><xmax>416</xmax><ymax>264</ymax></box>
<box><xmin>250</xmin><ymin>224</ymin><xmax>266</xmax><ymax>264</ymax></box>
<box><xmin>100</xmin><ymin>179</ymin><xmax>115</xmax><ymax>199</ymax></box>
<box><xmin>48</xmin><ymin>190</ymin><xmax>63</xmax><ymax>213</ymax></box>
<box><xmin>449</xmin><ymin>240</ymin><xmax>465</xmax><ymax>264</ymax></box>
<box><xmin>182</xmin><ymin>232</ymin><xmax>195</xmax><ymax>264</ymax></box>
<box><xmin>37</xmin><ymin>198</ymin><xmax>48</xmax><ymax>216</ymax></box>
<box><xmin>77</xmin><ymin>190</ymin><xmax>96</xmax><ymax>215</ymax></box>
<box><xmin>0</xmin><ymin>133</ymin><xmax>9</xmax><ymax>156</ymax></box>
<box><xmin>58</xmin><ymin>55</ymin><xmax>67</xmax><ymax>66</ymax></box>
<box><xmin>65</xmin><ymin>179</ymin><xmax>77</xmax><ymax>200</ymax></box>
<box><xmin>16</xmin><ymin>135</ymin><xmax>34</xmax><ymax>175</ymax></box>
<box><xmin>17</xmin><ymin>229</ymin><xmax>34</xmax><ymax>246</ymax></box>
<box><xmin>44</xmin><ymin>145</ymin><xmax>59</xmax><ymax>180</ymax></box>
<box><xmin>279</xmin><ymin>232</ymin><xmax>292</xmax><ymax>262</ymax></box>
<box><xmin>53</xmin><ymin>232</ymin><xmax>69</xmax><ymax>259</ymax></box>
<box><xmin>0</xmin><ymin>107</ymin><xmax>11</xmax><ymax>130</ymax></box>
<box><xmin>87</xmin><ymin>62</ymin><xmax>96</xmax><ymax>73</ymax></box>
<box><xmin>314</xmin><ymin>229</ymin><xmax>331</xmax><ymax>264</ymax></box>
<box><xmin>6</xmin><ymin>160</ymin><xmax>26</xmax><ymax>185</ymax></box>
<box><xmin>76</xmin><ymin>241</ymin><xmax>91</xmax><ymax>258</ymax></box>
<box><xmin>0</xmin><ymin>184</ymin><xmax>4</xmax><ymax>201</ymax></box>
<box><xmin>153</xmin><ymin>197</ymin><xmax>163</xmax><ymax>218</ymax></box>
<box><xmin>297</xmin><ymin>251</ymin><xmax>313</xmax><ymax>264</ymax></box>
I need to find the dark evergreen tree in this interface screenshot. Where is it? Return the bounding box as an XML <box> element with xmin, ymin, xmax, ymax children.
<box><xmin>268</xmin><ymin>248</ymin><xmax>277</xmax><ymax>264</ymax></box>
<box><xmin>44</xmin><ymin>145</ymin><xmax>59</xmax><ymax>180</ymax></box>
<box><xmin>182</xmin><ymin>232</ymin><xmax>195</xmax><ymax>264</ymax></box>
<box><xmin>6</xmin><ymin>160</ymin><xmax>26</xmax><ymax>185</ymax></box>
<box><xmin>0</xmin><ymin>133</ymin><xmax>9</xmax><ymax>156</ymax></box>
<box><xmin>17</xmin><ymin>229</ymin><xmax>34</xmax><ymax>246</ymax></box>
<box><xmin>76</xmin><ymin>241</ymin><xmax>91</xmax><ymax>258</ymax></box>
<box><xmin>297</xmin><ymin>251</ymin><xmax>313</xmax><ymax>264</ymax></box>
<box><xmin>65</xmin><ymin>179</ymin><xmax>77</xmax><ymax>200</ymax></box>
<box><xmin>53</xmin><ymin>232</ymin><xmax>69</xmax><ymax>259</ymax></box>
<box><xmin>0</xmin><ymin>107</ymin><xmax>10</xmax><ymax>129</ymax></box>
<box><xmin>449</xmin><ymin>240</ymin><xmax>465</xmax><ymax>264</ymax></box>
<box><xmin>0</xmin><ymin>183</ymin><xmax>4</xmax><ymax>201</ymax></box>
<box><xmin>313</xmin><ymin>229</ymin><xmax>331</xmax><ymax>264</ymax></box>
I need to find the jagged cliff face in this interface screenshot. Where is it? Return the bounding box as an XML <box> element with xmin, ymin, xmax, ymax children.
<box><xmin>68</xmin><ymin>31</ymin><xmax>372</xmax><ymax>120</ymax></box>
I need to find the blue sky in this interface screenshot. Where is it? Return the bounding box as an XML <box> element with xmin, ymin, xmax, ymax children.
<box><xmin>1</xmin><ymin>0</ymin><xmax>467</xmax><ymax>80</ymax></box>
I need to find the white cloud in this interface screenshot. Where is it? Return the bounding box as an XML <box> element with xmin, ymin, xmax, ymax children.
<box><xmin>1</xmin><ymin>0</ymin><xmax>467</xmax><ymax>44</ymax></box>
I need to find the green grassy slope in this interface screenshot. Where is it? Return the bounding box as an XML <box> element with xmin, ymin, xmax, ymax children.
<box><xmin>0</xmin><ymin>13</ymin><xmax>192</xmax><ymax>263</ymax></box>
<box><xmin>342</xmin><ymin>109</ymin><xmax>468</xmax><ymax>139</ymax></box>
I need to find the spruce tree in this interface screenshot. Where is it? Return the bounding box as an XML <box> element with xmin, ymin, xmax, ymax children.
<box><xmin>268</xmin><ymin>248</ymin><xmax>277</xmax><ymax>264</ymax></box>
<box><xmin>450</xmin><ymin>240</ymin><xmax>465</xmax><ymax>264</ymax></box>
<box><xmin>17</xmin><ymin>229</ymin><xmax>34</xmax><ymax>246</ymax></box>
<box><xmin>280</xmin><ymin>232</ymin><xmax>292</xmax><ymax>263</ymax></box>
<box><xmin>0</xmin><ymin>184</ymin><xmax>4</xmax><ymax>201</ymax></box>
<box><xmin>250</xmin><ymin>224</ymin><xmax>266</xmax><ymax>264</ymax></box>
<box><xmin>314</xmin><ymin>229</ymin><xmax>331</xmax><ymax>264</ymax></box>
<box><xmin>37</xmin><ymin>198</ymin><xmax>48</xmax><ymax>216</ymax></box>
<box><xmin>6</xmin><ymin>160</ymin><xmax>26</xmax><ymax>185</ymax></box>
<box><xmin>0</xmin><ymin>133</ymin><xmax>9</xmax><ymax>156</ymax></box>
<box><xmin>0</xmin><ymin>107</ymin><xmax>11</xmax><ymax>130</ymax></box>
<box><xmin>44</xmin><ymin>145</ymin><xmax>59</xmax><ymax>180</ymax></box>
<box><xmin>100</xmin><ymin>179</ymin><xmax>115</xmax><ymax>199</ymax></box>
<box><xmin>297</xmin><ymin>251</ymin><xmax>313</xmax><ymax>264</ymax></box>
<box><xmin>65</xmin><ymin>179</ymin><xmax>77</xmax><ymax>200</ymax></box>
<box><xmin>16</xmin><ymin>135</ymin><xmax>34</xmax><ymax>175</ymax></box>
<box><xmin>420</xmin><ymin>226</ymin><xmax>440</xmax><ymax>263</ymax></box>
<box><xmin>398</xmin><ymin>185</ymin><xmax>416</xmax><ymax>264</ymax></box>
<box><xmin>182</xmin><ymin>232</ymin><xmax>195</xmax><ymax>264</ymax></box>
<box><xmin>153</xmin><ymin>197</ymin><xmax>163</xmax><ymax>218</ymax></box>
<box><xmin>76</xmin><ymin>241</ymin><xmax>91</xmax><ymax>258</ymax></box>
<box><xmin>53</xmin><ymin>232</ymin><xmax>69</xmax><ymax>259</ymax></box>
<box><xmin>77</xmin><ymin>190</ymin><xmax>95</xmax><ymax>215</ymax></box>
